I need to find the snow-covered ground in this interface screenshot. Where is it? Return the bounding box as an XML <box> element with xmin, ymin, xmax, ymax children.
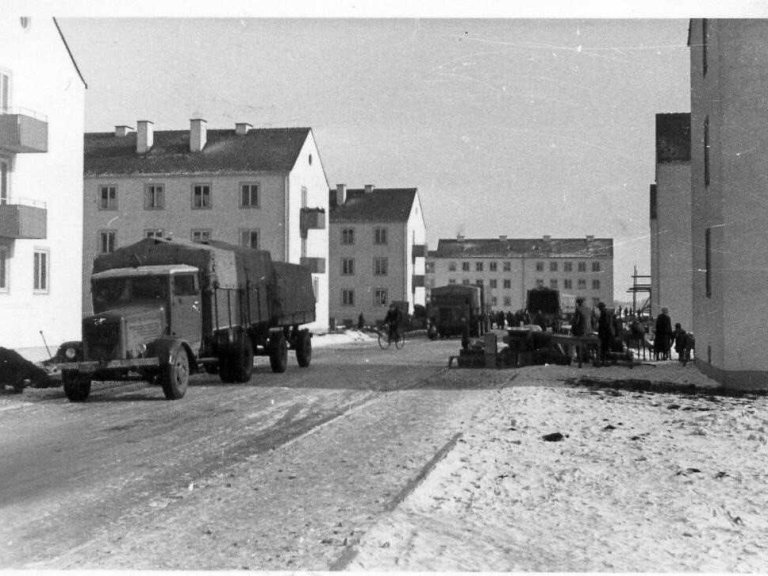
<box><xmin>348</xmin><ymin>361</ymin><xmax>768</xmax><ymax>572</ymax></box>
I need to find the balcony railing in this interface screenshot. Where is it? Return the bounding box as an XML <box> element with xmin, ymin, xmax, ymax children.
<box><xmin>0</xmin><ymin>200</ymin><xmax>47</xmax><ymax>239</ymax></box>
<box><xmin>300</xmin><ymin>207</ymin><xmax>326</xmax><ymax>238</ymax></box>
<box><xmin>412</xmin><ymin>274</ymin><xmax>425</xmax><ymax>288</ymax></box>
<box><xmin>300</xmin><ymin>256</ymin><xmax>326</xmax><ymax>274</ymax></box>
<box><xmin>0</xmin><ymin>109</ymin><xmax>49</xmax><ymax>153</ymax></box>
<box><xmin>412</xmin><ymin>243</ymin><xmax>426</xmax><ymax>261</ymax></box>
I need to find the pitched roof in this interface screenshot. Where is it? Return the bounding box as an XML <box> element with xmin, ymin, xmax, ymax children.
<box><xmin>53</xmin><ymin>18</ymin><xmax>87</xmax><ymax>89</ymax></box>
<box><xmin>432</xmin><ymin>237</ymin><xmax>613</xmax><ymax>259</ymax></box>
<box><xmin>329</xmin><ymin>188</ymin><xmax>418</xmax><ymax>223</ymax></box>
<box><xmin>84</xmin><ymin>127</ymin><xmax>311</xmax><ymax>176</ymax></box>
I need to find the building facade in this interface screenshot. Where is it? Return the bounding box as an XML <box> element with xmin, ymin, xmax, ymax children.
<box><xmin>650</xmin><ymin>112</ymin><xmax>692</xmax><ymax>330</ymax></box>
<box><xmin>328</xmin><ymin>184</ymin><xmax>426</xmax><ymax>326</ymax></box>
<box><xmin>689</xmin><ymin>19</ymin><xmax>768</xmax><ymax>388</ymax></box>
<box><xmin>83</xmin><ymin>122</ymin><xmax>329</xmax><ymax>331</ymax></box>
<box><xmin>0</xmin><ymin>17</ymin><xmax>86</xmax><ymax>358</ymax></box>
<box><xmin>427</xmin><ymin>236</ymin><xmax>614</xmax><ymax>311</ymax></box>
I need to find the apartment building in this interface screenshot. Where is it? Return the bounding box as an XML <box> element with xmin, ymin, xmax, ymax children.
<box><xmin>0</xmin><ymin>17</ymin><xmax>86</xmax><ymax>358</ymax></box>
<box><xmin>83</xmin><ymin>121</ymin><xmax>329</xmax><ymax>331</ymax></box>
<box><xmin>689</xmin><ymin>19</ymin><xmax>768</xmax><ymax>388</ymax></box>
<box><xmin>328</xmin><ymin>184</ymin><xmax>426</xmax><ymax>326</ymax></box>
<box><xmin>427</xmin><ymin>235</ymin><xmax>614</xmax><ymax>311</ymax></box>
<box><xmin>650</xmin><ymin>112</ymin><xmax>692</xmax><ymax>330</ymax></box>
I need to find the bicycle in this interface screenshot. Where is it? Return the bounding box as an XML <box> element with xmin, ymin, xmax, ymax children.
<box><xmin>377</xmin><ymin>323</ymin><xmax>405</xmax><ymax>350</ymax></box>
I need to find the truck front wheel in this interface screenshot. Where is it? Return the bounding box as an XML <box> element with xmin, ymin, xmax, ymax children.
<box><xmin>161</xmin><ymin>347</ymin><xmax>189</xmax><ymax>400</ymax></box>
<box><xmin>63</xmin><ymin>371</ymin><xmax>91</xmax><ymax>402</ymax></box>
<box><xmin>295</xmin><ymin>330</ymin><xmax>312</xmax><ymax>368</ymax></box>
<box><xmin>269</xmin><ymin>333</ymin><xmax>288</xmax><ymax>373</ymax></box>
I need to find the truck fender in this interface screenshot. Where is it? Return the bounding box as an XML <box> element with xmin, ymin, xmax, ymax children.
<box><xmin>147</xmin><ymin>338</ymin><xmax>195</xmax><ymax>371</ymax></box>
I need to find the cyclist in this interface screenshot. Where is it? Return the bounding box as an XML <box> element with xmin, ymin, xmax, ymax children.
<box><xmin>384</xmin><ymin>303</ymin><xmax>403</xmax><ymax>344</ymax></box>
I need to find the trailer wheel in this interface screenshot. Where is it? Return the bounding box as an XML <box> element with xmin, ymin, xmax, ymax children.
<box><xmin>63</xmin><ymin>371</ymin><xmax>91</xmax><ymax>402</ymax></box>
<box><xmin>295</xmin><ymin>330</ymin><xmax>312</xmax><ymax>368</ymax></box>
<box><xmin>161</xmin><ymin>347</ymin><xmax>189</xmax><ymax>400</ymax></box>
<box><xmin>269</xmin><ymin>332</ymin><xmax>288</xmax><ymax>373</ymax></box>
<box><xmin>230</xmin><ymin>338</ymin><xmax>254</xmax><ymax>383</ymax></box>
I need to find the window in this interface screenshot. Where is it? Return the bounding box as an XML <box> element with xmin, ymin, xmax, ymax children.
<box><xmin>564</xmin><ymin>279</ymin><xmax>573</xmax><ymax>290</ymax></box>
<box><xmin>374</xmin><ymin>227</ymin><xmax>388</xmax><ymax>245</ymax></box>
<box><xmin>0</xmin><ymin>72</ymin><xmax>10</xmax><ymax>112</ymax></box>
<box><xmin>578</xmin><ymin>279</ymin><xmax>587</xmax><ymax>290</ymax></box>
<box><xmin>702</xmin><ymin>19</ymin><xmax>708</xmax><ymax>75</ymax></box>
<box><xmin>503</xmin><ymin>279</ymin><xmax>511</xmax><ymax>289</ymax></box>
<box><xmin>240</xmin><ymin>183</ymin><xmax>259</xmax><ymax>208</ymax></box>
<box><xmin>0</xmin><ymin>158</ymin><xmax>8</xmax><ymax>205</ymax></box>
<box><xmin>192</xmin><ymin>184</ymin><xmax>211</xmax><ymax>209</ymax></box>
<box><xmin>705</xmin><ymin>227</ymin><xmax>711</xmax><ymax>298</ymax></box>
<box><xmin>99</xmin><ymin>230</ymin><xmax>116</xmax><ymax>254</ymax></box>
<box><xmin>0</xmin><ymin>246</ymin><xmax>8</xmax><ymax>291</ymax></box>
<box><xmin>341</xmin><ymin>258</ymin><xmax>355</xmax><ymax>275</ymax></box>
<box><xmin>550</xmin><ymin>279</ymin><xmax>558</xmax><ymax>289</ymax></box>
<box><xmin>462</xmin><ymin>279</ymin><xmax>470</xmax><ymax>285</ymax></box>
<box><xmin>592</xmin><ymin>261</ymin><xmax>601</xmax><ymax>272</ymax></box>
<box><xmin>374</xmin><ymin>288</ymin><xmax>388</xmax><ymax>306</ymax></box>
<box><xmin>564</xmin><ymin>262</ymin><xmax>572</xmax><ymax>272</ymax></box>
<box><xmin>490</xmin><ymin>279</ymin><xmax>497</xmax><ymax>289</ymax></box>
<box><xmin>144</xmin><ymin>184</ymin><xmax>165</xmax><ymax>209</ymax></box>
<box><xmin>99</xmin><ymin>185</ymin><xmax>117</xmax><ymax>210</ymax></box>
<box><xmin>503</xmin><ymin>296</ymin><xmax>511</xmax><ymax>306</ymax></box>
<box><xmin>341</xmin><ymin>228</ymin><xmax>355</xmax><ymax>245</ymax></box>
<box><xmin>535</xmin><ymin>279</ymin><xmax>544</xmax><ymax>287</ymax></box>
<box><xmin>578</xmin><ymin>262</ymin><xmax>587</xmax><ymax>272</ymax></box>
<box><xmin>145</xmin><ymin>229</ymin><xmax>163</xmax><ymax>239</ymax></box>
<box><xmin>342</xmin><ymin>289</ymin><xmax>355</xmax><ymax>306</ymax></box>
<box><xmin>173</xmin><ymin>274</ymin><xmax>197</xmax><ymax>296</ymax></box>
<box><xmin>475</xmin><ymin>262</ymin><xmax>484</xmax><ymax>272</ymax></box>
<box><xmin>240</xmin><ymin>229</ymin><xmax>259</xmax><ymax>249</ymax></box>
<box><xmin>373</xmin><ymin>257</ymin><xmax>388</xmax><ymax>276</ymax></box>
<box><xmin>33</xmin><ymin>249</ymin><xmax>48</xmax><ymax>293</ymax></box>
<box><xmin>425</xmin><ymin>261</ymin><xmax>435</xmax><ymax>273</ymax></box>
<box><xmin>192</xmin><ymin>229</ymin><xmax>211</xmax><ymax>243</ymax></box>
<box><xmin>704</xmin><ymin>116</ymin><xmax>710</xmax><ymax>187</ymax></box>
<box><xmin>476</xmin><ymin>279</ymin><xmax>483</xmax><ymax>286</ymax></box>
<box><xmin>536</xmin><ymin>262</ymin><xmax>544</xmax><ymax>272</ymax></box>
<box><xmin>301</xmin><ymin>186</ymin><xmax>308</xmax><ymax>208</ymax></box>
<box><xmin>549</xmin><ymin>262</ymin><xmax>558</xmax><ymax>272</ymax></box>
<box><xmin>448</xmin><ymin>278</ymin><xmax>456</xmax><ymax>284</ymax></box>
<box><xmin>592</xmin><ymin>279</ymin><xmax>601</xmax><ymax>290</ymax></box>
<box><xmin>448</xmin><ymin>261</ymin><xmax>457</xmax><ymax>272</ymax></box>
<box><xmin>491</xmin><ymin>296</ymin><xmax>498</xmax><ymax>306</ymax></box>
<box><xmin>489</xmin><ymin>261</ymin><xmax>497</xmax><ymax>272</ymax></box>
<box><xmin>503</xmin><ymin>261</ymin><xmax>511</xmax><ymax>272</ymax></box>
<box><xmin>462</xmin><ymin>262</ymin><xmax>470</xmax><ymax>272</ymax></box>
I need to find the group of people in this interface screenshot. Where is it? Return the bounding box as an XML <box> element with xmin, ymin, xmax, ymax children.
<box><xmin>652</xmin><ymin>307</ymin><xmax>693</xmax><ymax>364</ymax></box>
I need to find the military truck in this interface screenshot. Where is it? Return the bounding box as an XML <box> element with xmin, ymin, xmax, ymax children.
<box><xmin>428</xmin><ymin>284</ymin><xmax>485</xmax><ymax>339</ymax></box>
<box><xmin>526</xmin><ymin>286</ymin><xmax>565</xmax><ymax>332</ymax></box>
<box><xmin>57</xmin><ymin>237</ymin><xmax>315</xmax><ymax>402</ymax></box>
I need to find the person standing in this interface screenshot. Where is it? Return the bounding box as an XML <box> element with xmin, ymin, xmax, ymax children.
<box><xmin>596</xmin><ymin>302</ymin><xmax>615</xmax><ymax>366</ymax></box>
<box><xmin>655</xmin><ymin>307</ymin><xmax>673</xmax><ymax>360</ymax></box>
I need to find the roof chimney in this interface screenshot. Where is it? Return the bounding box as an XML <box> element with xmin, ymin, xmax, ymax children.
<box><xmin>586</xmin><ymin>235</ymin><xmax>595</xmax><ymax>242</ymax></box>
<box><xmin>235</xmin><ymin>122</ymin><xmax>252</xmax><ymax>136</ymax></box>
<box><xmin>115</xmin><ymin>125</ymin><xmax>134</xmax><ymax>138</ymax></box>
<box><xmin>190</xmin><ymin>118</ymin><xmax>207</xmax><ymax>152</ymax></box>
<box><xmin>457</xmin><ymin>234</ymin><xmax>465</xmax><ymax>241</ymax></box>
<box><xmin>331</xmin><ymin>183</ymin><xmax>347</xmax><ymax>207</ymax></box>
<box><xmin>136</xmin><ymin>120</ymin><xmax>154</xmax><ymax>154</ymax></box>
<box><xmin>499</xmin><ymin>235</ymin><xmax>507</xmax><ymax>241</ymax></box>
<box><xmin>543</xmin><ymin>235</ymin><xmax>551</xmax><ymax>241</ymax></box>
<box><xmin>364</xmin><ymin>184</ymin><xmax>375</xmax><ymax>194</ymax></box>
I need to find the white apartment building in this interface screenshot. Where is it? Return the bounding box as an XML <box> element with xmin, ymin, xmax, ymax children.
<box><xmin>650</xmin><ymin>112</ymin><xmax>693</xmax><ymax>330</ymax></box>
<box><xmin>427</xmin><ymin>235</ymin><xmax>614</xmax><ymax>311</ymax></box>
<box><xmin>0</xmin><ymin>17</ymin><xmax>86</xmax><ymax>358</ymax></box>
<box><xmin>328</xmin><ymin>184</ymin><xmax>427</xmax><ymax>326</ymax></box>
<box><xmin>83</xmin><ymin>122</ymin><xmax>330</xmax><ymax>331</ymax></box>
<box><xmin>689</xmin><ymin>19</ymin><xmax>768</xmax><ymax>388</ymax></box>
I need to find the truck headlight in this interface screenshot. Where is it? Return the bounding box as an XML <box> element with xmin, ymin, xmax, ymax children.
<box><xmin>65</xmin><ymin>347</ymin><xmax>78</xmax><ymax>360</ymax></box>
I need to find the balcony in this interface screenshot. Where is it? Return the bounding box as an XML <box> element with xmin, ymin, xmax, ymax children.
<box><xmin>300</xmin><ymin>207</ymin><xmax>326</xmax><ymax>238</ymax></box>
<box><xmin>0</xmin><ymin>201</ymin><xmax>47</xmax><ymax>239</ymax></box>
<box><xmin>412</xmin><ymin>274</ymin><xmax>425</xmax><ymax>288</ymax></box>
<box><xmin>412</xmin><ymin>244</ymin><xmax>426</xmax><ymax>258</ymax></box>
<box><xmin>0</xmin><ymin>110</ymin><xmax>49</xmax><ymax>153</ymax></box>
<box><xmin>300</xmin><ymin>256</ymin><xmax>326</xmax><ymax>274</ymax></box>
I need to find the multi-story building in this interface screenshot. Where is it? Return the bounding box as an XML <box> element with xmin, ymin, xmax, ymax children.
<box><xmin>328</xmin><ymin>184</ymin><xmax>426</xmax><ymax>326</ymax></box>
<box><xmin>689</xmin><ymin>19</ymin><xmax>768</xmax><ymax>388</ymax></box>
<box><xmin>650</xmin><ymin>112</ymin><xmax>692</xmax><ymax>330</ymax></box>
<box><xmin>0</xmin><ymin>17</ymin><xmax>86</xmax><ymax>359</ymax></box>
<box><xmin>83</xmin><ymin>121</ymin><xmax>329</xmax><ymax>331</ymax></box>
<box><xmin>427</xmin><ymin>235</ymin><xmax>614</xmax><ymax>311</ymax></box>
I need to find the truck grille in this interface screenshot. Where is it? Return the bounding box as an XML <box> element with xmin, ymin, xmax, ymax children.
<box><xmin>83</xmin><ymin>317</ymin><xmax>122</xmax><ymax>361</ymax></box>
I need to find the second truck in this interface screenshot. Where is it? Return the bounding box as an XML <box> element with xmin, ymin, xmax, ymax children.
<box><xmin>57</xmin><ymin>237</ymin><xmax>316</xmax><ymax>402</ymax></box>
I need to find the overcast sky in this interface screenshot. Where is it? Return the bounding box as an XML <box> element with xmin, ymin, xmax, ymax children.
<box><xmin>56</xmin><ymin>16</ymin><xmax>692</xmax><ymax>301</ymax></box>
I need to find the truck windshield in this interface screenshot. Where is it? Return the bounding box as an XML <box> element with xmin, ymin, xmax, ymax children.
<box><xmin>92</xmin><ymin>275</ymin><xmax>170</xmax><ymax>313</ymax></box>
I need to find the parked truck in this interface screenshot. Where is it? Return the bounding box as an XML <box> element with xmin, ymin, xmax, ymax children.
<box><xmin>526</xmin><ymin>286</ymin><xmax>569</xmax><ymax>332</ymax></box>
<box><xmin>428</xmin><ymin>284</ymin><xmax>485</xmax><ymax>339</ymax></box>
<box><xmin>57</xmin><ymin>237</ymin><xmax>316</xmax><ymax>402</ymax></box>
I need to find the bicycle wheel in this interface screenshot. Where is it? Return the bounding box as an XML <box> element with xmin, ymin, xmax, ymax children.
<box><xmin>378</xmin><ymin>331</ymin><xmax>391</xmax><ymax>349</ymax></box>
<box><xmin>395</xmin><ymin>332</ymin><xmax>405</xmax><ymax>349</ymax></box>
